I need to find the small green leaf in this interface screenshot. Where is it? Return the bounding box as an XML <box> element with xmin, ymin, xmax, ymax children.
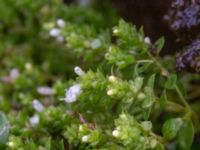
<box><xmin>162</xmin><ymin>118</ymin><xmax>183</xmax><ymax>140</ymax></box>
<box><xmin>155</xmin><ymin>37</ymin><xmax>165</xmax><ymax>54</ymax></box>
<box><xmin>178</xmin><ymin>120</ymin><xmax>194</xmax><ymax>150</ymax></box>
<box><xmin>0</xmin><ymin>112</ymin><xmax>9</xmax><ymax>145</ymax></box>
<box><xmin>147</xmin><ymin>74</ymin><xmax>156</xmax><ymax>89</ymax></box>
<box><xmin>133</xmin><ymin>77</ymin><xmax>143</xmax><ymax>92</ymax></box>
<box><xmin>165</xmin><ymin>74</ymin><xmax>177</xmax><ymax>89</ymax></box>
<box><xmin>142</xmin><ymin>74</ymin><xmax>156</xmax><ymax>120</ymax></box>
<box><xmin>160</xmin><ymin>90</ymin><xmax>167</xmax><ymax>109</ymax></box>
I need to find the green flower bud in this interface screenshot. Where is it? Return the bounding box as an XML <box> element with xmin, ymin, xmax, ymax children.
<box><xmin>107</xmin><ymin>89</ymin><xmax>117</xmax><ymax>96</ymax></box>
<box><xmin>113</xmin><ymin>28</ymin><xmax>119</xmax><ymax>35</ymax></box>
<box><xmin>137</xmin><ymin>92</ymin><xmax>146</xmax><ymax>100</ymax></box>
<box><xmin>108</xmin><ymin>75</ymin><xmax>117</xmax><ymax>83</ymax></box>
<box><xmin>7</xmin><ymin>141</ymin><xmax>16</xmax><ymax>149</ymax></box>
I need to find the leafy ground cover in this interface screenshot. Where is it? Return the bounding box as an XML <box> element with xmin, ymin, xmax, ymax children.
<box><xmin>0</xmin><ymin>0</ymin><xmax>200</xmax><ymax>150</ymax></box>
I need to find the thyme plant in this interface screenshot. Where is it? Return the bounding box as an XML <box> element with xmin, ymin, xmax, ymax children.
<box><xmin>0</xmin><ymin>1</ymin><xmax>199</xmax><ymax>150</ymax></box>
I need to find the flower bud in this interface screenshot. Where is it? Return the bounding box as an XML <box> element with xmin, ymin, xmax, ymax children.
<box><xmin>49</xmin><ymin>28</ymin><xmax>60</xmax><ymax>37</ymax></box>
<box><xmin>37</xmin><ymin>86</ymin><xmax>55</xmax><ymax>96</ymax></box>
<box><xmin>113</xmin><ymin>28</ymin><xmax>119</xmax><ymax>35</ymax></box>
<box><xmin>74</xmin><ymin>66</ymin><xmax>84</xmax><ymax>76</ymax></box>
<box><xmin>79</xmin><ymin>125</ymin><xmax>84</xmax><ymax>132</ymax></box>
<box><xmin>32</xmin><ymin>99</ymin><xmax>44</xmax><ymax>112</ymax></box>
<box><xmin>137</xmin><ymin>92</ymin><xmax>146</xmax><ymax>100</ymax></box>
<box><xmin>29</xmin><ymin>114</ymin><xmax>40</xmax><ymax>127</ymax></box>
<box><xmin>81</xmin><ymin>135</ymin><xmax>90</xmax><ymax>143</ymax></box>
<box><xmin>144</xmin><ymin>36</ymin><xmax>151</xmax><ymax>45</ymax></box>
<box><xmin>107</xmin><ymin>89</ymin><xmax>117</xmax><ymax>96</ymax></box>
<box><xmin>108</xmin><ymin>75</ymin><xmax>117</xmax><ymax>83</ymax></box>
<box><xmin>112</xmin><ymin>129</ymin><xmax>120</xmax><ymax>138</ymax></box>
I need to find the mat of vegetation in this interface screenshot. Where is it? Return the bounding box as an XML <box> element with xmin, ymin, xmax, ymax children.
<box><xmin>0</xmin><ymin>0</ymin><xmax>200</xmax><ymax>150</ymax></box>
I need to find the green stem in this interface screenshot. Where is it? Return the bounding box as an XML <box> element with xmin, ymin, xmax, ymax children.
<box><xmin>147</xmin><ymin>52</ymin><xmax>200</xmax><ymax>129</ymax></box>
<box><xmin>147</xmin><ymin>52</ymin><xmax>189</xmax><ymax>109</ymax></box>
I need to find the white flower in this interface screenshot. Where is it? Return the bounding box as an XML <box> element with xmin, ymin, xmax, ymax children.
<box><xmin>144</xmin><ymin>37</ymin><xmax>151</xmax><ymax>45</ymax></box>
<box><xmin>65</xmin><ymin>84</ymin><xmax>82</xmax><ymax>103</ymax></box>
<box><xmin>29</xmin><ymin>114</ymin><xmax>40</xmax><ymax>126</ymax></box>
<box><xmin>57</xmin><ymin>18</ymin><xmax>65</xmax><ymax>28</ymax></box>
<box><xmin>112</xmin><ymin>129</ymin><xmax>119</xmax><ymax>138</ymax></box>
<box><xmin>74</xmin><ymin>66</ymin><xmax>84</xmax><ymax>76</ymax></box>
<box><xmin>108</xmin><ymin>75</ymin><xmax>117</xmax><ymax>83</ymax></box>
<box><xmin>56</xmin><ymin>36</ymin><xmax>65</xmax><ymax>43</ymax></box>
<box><xmin>9</xmin><ymin>69</ymin><xmax>20</xmax><ymax>80</ymax></box>
<box><xmin>32</xmin><ymin>99</ymin><xmax>44</xmax><ymax>112</ymax></box>
<box><xmin>37</xmin><ymin>86</ymin><xmax>55</xmax><ymax>96</ymax></box>
<box><xmin>81</xmin><ymin>135</ymin><xmax>90</xmax><ymax>143</ymax></box>
<box><xmin>49</xmin><ymin>28</ymin><xmax>60</xmax><ymax>37</ymax></box>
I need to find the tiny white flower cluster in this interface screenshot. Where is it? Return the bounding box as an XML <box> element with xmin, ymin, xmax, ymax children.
<box><xmin>65</xmin><ymin>84</ymin><xmax>82</xmax><ymax>103</ymax></box>
<box><xmin>49</xmin><ymin>18</ymin><xmax>65</xmax><ymax>43</ymax></box>
<box><xmin>37</xmin><ymin>86</ymin><xmax>55</xmax><ymax>96</ymax></box>
<box><xmin>32</xmin><ymin>99</ymin><xmax>44</xmax><ymax>112</ymax></box>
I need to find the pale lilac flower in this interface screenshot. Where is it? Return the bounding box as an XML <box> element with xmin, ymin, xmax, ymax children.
<box><xmin>56</xmin><ymin>36</ymin><xmax>65</xmax><ymax>43</ymax></box>
<box><xmin>29</xmin><ymin>114</ymin><xmax>40</xmax><ymax>126</ymax></box>
<box><xmin>49</xmin><ymin>28</ymin><xmax>60</xmax><ymax>37</ymax></box>
<box><xmin>32</xmin><ymin>99</ymin><xmax>44</xmax><ymax>112</ymax></box>
<box><xmin>57</xmin><ymin>19</ymin><xmax>65</xmax><ymax>28</ymax></box>
<box><xmin>65</xmin><ymin>84</ymin><xmax>82</xmax><ymax>103</ymax></box>
<box><xmin>37</xmin><ymin>86</ymin><xmax>55</xmax><ymax>96</ymax></box>
<box><xmin>9</xmin><ymin>69</ymin><xmax>20</xmax><ymax>80</ymax></box>
<box><xmin>91</xmin><ymin>39</ymin><xmax>101</xmax><ymax>49</ymax></box>
<box><xmin>74</xmin><ymin>66</ymin><xmax>84</xmax><ymax>76</ymax></box>
<box><xmin>78</xmin><ymin>0</ymin><xmax>91</xmax><ymax>6</ymax></box>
